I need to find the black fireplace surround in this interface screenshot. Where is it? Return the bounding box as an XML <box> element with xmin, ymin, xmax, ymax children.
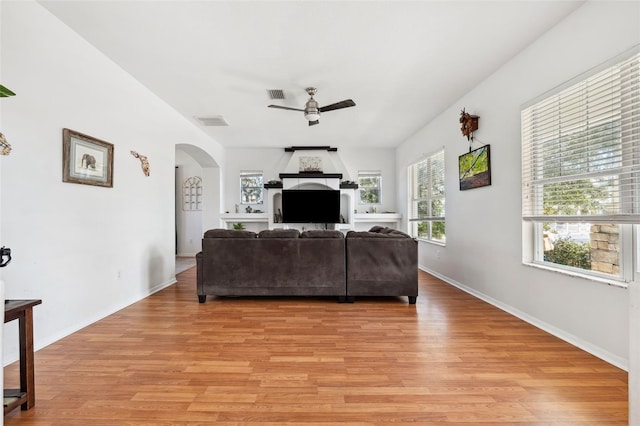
<box><xmin>196</xmin><ymin>227</ymin><xmax>418</xmax><ymax>304</ymax></box>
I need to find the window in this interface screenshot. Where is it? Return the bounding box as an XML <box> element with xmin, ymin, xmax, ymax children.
<box><xmin>408</xmin><ymin>149</ymin><xmax>445</xmax><ymax>243</ymax></box>
<box><xmin>240</xmin><ymin>171</ymin><xmax>263</xmax><ymax>204</ymax></box>
<box><xmin>521</xmin><ymin>50</ymin><xmax>639</xmax><ymax>282</ymax></box>
<box><xmin>358</xmin><ymin>171</ymin><xmax>381</xmax><ymax>204</ymax></box>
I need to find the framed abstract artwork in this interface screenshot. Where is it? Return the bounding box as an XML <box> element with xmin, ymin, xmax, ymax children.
<box><xmin>458</xmin><ymin>144</ymin><xmax>491</xmax><ymax>190</ymax></box>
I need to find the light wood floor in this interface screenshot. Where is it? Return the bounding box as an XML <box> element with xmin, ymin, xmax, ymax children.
<box><xmin>4</xmin><ymin>268</ymin><xmax>628</xmax><ymax>425</ymax></box>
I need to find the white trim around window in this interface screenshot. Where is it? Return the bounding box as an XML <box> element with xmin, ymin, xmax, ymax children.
<box><xmin>407</xmin><ymin>148</ymin><xmax>445</xmax><ymax>244</ymax></box>
<box><xmin>521</xmin><ymin>47</ymin><xmax>639</xmax><ymax>284</ymax></box>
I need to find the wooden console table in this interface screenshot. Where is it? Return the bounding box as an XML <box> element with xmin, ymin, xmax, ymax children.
<box><xmin>4</xmin><ymin>299</ymin><xmax>41</xmax><ymax>415</ymax></box>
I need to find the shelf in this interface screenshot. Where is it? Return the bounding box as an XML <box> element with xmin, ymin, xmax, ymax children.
<box><xmin>220</xmin><ymin>213</ymin><xmax>269</xmax><ymax>223</ymax></box>
<box><xmin>279</xmin><ymin>173</ymin><xmax>343</xmax><ymax>179</ymax></box>
<box><xmin>4</xmin><ymin>390</ymin><xmax>26</xmax><ymax>415</ymax></box>
<box><xmin>354</xmin><ymin>213</ymin><xmax>401</xmax><ymax>222</ymax></box>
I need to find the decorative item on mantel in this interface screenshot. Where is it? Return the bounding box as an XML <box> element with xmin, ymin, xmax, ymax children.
<box><xmin>130</xmin><ymin>150</ymin><xmax>150</xmax><ymax>176</ymax></box>
<box><xmin>299</xmin><ymin>156</ymin><xmax>322</xmax><ymax>173</ymax></box>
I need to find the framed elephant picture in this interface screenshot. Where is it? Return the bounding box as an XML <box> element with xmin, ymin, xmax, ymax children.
<box><xmin>62</xmin><ymin>128</ymin><xmax>114</xmax><ymax>187</ymax></box>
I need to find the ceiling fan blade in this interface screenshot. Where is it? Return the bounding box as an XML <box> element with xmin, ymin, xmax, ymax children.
<box><xmin>319</xmin><ymin>99</ymin><xmax>355</xmax><ymax>113</ymax></box>
<box><xmin>268</xmin><ymin>105</ymin><xmax>305</xmax><ymax>112</ymax></box>
<box><xmin>308</xmin><ymin>120</ymin><xmax>320</xmax><ymax>126</ymax></box>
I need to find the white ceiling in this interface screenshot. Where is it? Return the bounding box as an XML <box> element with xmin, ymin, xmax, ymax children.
<box><xmin>39</xmin><ymin>0</ymin><xmax>584</xmax><ymax>150</ymax></box>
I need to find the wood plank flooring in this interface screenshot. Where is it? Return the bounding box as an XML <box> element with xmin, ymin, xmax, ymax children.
<box><xmin>4</xmin><ymin>268</ymin><xmax>628</xmax><ymax>425</ymax></box>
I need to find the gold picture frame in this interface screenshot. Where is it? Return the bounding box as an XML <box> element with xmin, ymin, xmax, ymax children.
<box><xmin>62</xmin><ymin>128</ymin><xmax>114</xmax><ymax>187</ymax></box>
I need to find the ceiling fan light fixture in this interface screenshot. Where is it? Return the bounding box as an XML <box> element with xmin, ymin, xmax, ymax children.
<box><xmin>304</xmin><ymin>111</ymin><xmax>320</xmax><ymax>121</ymax></box>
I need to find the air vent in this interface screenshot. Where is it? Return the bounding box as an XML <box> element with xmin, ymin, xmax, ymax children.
<box><xmin>195</xmin><ymin>115</ymin><xmax>229</xmax><ymax>126</ymax></box>
<box><xmin>267</xmin><ymin>89</ymin><xmax>285</xmax><ymax>100</ymax></box>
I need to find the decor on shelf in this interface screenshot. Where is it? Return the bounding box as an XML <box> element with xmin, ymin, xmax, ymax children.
<box><xmin>0</xmin><ymin>132</ymin><xmax>11</xmax><ymax>156</ymax></box>
<box><xmin>340</xmin><ymin>180</ymin><xmax>358</xmax><ymax>189</ymax></box>
<box><xmin>299</xmin><ymin>156</ymin><xmax>322</xmax><ymax>172</ymax></box>
<box><xmin>264</xmin><ymin>179</ymin><xmax>283</xmax><ymax>189</ymax></box>
<box><xmin>62</xmin><ymin>128</ymin><xmax>114</xmax><ymax>188</ymax></box>
<box><xmin>459</xmin><ymin>108</ymin><xmax>479</xmax><ymax>142</ymax></box>
<box><xmin>130</xmin><ymin>150</ymin><xmax>150</xmax><ymax>176</ymax></box>
<box><xmin>274</xmin><ymin>208</ymin><xmax>283</xmax><ymax>223</ymax></box>
<box><xmin>458</xmin><ymin>144</ymin><xmax>491</xmax><ymax>190</ymax></box>
<box><xmin>232</xmin><ymin>223</ymin><xmax>245</xmax><ymax>230</ymax></box>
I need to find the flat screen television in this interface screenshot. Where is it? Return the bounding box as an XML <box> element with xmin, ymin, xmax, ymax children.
<box><xmin>282</xmin><ymin>189</ymin><xmax>340</xmax><ymax>223</ymax></box>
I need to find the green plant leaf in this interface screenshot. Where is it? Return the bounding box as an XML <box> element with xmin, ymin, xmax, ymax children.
<box><xmin>0</xmin><ymin>85</ymin><xmax>16</xmax><ymax>97</ymax></box>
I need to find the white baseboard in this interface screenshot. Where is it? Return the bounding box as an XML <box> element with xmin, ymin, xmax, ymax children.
<box><xmin>419</xmin><ymin>264</ymin><xmax>629</xmax><ymax>371</ymax></box>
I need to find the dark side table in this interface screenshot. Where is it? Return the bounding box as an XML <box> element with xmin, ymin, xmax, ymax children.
<box><xmin>4</xmin><ymin>299</ymin><xmax>41</xmax><ymax>415</ymax></box>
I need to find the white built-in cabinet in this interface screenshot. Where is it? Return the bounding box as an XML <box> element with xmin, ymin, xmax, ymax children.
<box><xmin>220</xmin><ymin>173</ymin><xmax>400</xmax><ymax>232</ymax></box>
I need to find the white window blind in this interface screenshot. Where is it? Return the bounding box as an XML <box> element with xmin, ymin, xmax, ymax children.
<box><xmin>408</xmin><ymin>149</ymin><xmax>445</xmax><ymax>222</ymax></box>
<box><xmin>522</xmin><ymin>51</ymin><xmax>640</xmax><ymax>224</ymax></box>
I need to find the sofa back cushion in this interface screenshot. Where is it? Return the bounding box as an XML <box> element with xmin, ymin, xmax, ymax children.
<box><xmin>300</xmin><ymin>230</ymin><xmax>344</xmax><ymax>239</ymax></box>
<box><xmin>204</xmin><ymin>229</ymin><xmax>257</xmax><ymax>238</ymax></box>
<box><xmin>347</xmin><ymin>229</ymin><xmax>412</xmax><ymax>239</ymax></box>
<box><xmin>258</xmin><ymin>229</ymin><xmax>300</xmax><ymax>238</ymax></box>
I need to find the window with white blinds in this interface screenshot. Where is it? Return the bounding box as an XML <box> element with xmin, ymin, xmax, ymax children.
<box><xmin>408</xmin><ymin>149</ymin><xmax>445</xmax><ymax>242</ymax></box>
<box><xmin>522</xmin><ymin>51</ymin><xmax>640</xmax><ymax>224</ymax></box>
<box><xmin>240</xmin><ymin>171</ymin><xmax>263</xmax><ymax>204</ymax></box>
<box><xmin>358</xmin><ymin>171</ymin><xmax>382</xmax><ymax>205</ymax></box>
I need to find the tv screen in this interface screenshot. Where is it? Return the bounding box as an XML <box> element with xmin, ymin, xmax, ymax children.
<box><xmin>282</xmin><ymin>189</ymin><xmax>340</xmax><ymax>223</ymax></box>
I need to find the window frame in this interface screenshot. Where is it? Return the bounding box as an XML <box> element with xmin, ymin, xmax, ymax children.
<box><xmin>239</xmin><ymin>170</ymin><xmax>264</xmax><ymax>205</ymax></box>
<box><xmin>521</xmin><ymin>48</ymin><xmax>639</xmax><ymax>285</ymax></box>
<box><xmin>407</xmin><ymin>148</ymin><xmax>445</xmax><ymax>244</ymax></box>
<box><xmin>357</xmin><ymin>170</ymin><xmax>382</xmax><ymax>205</ymax></box>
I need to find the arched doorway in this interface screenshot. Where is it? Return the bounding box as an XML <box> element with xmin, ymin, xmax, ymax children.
<box><xmin>175</xmin><ymin>144</ymin><xmax>221</xmax><ymax>270</ymax></box>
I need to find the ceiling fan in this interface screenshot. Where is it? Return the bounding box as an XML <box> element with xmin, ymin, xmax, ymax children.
<box><xmin>268</xmin><ymin>87</ymin><xmax>355</xmax><ymax>126</ymax></box>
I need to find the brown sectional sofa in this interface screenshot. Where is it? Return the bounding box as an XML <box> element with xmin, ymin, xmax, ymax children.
<box><xmin>196</xmin><ymin>227</ymin><xmax>417</xmax><ymax>304</ymax></box>
<box><xmin>345</xmin><ymin>226</ymin><xmax>418</xmax><ymax>304</ymax></box>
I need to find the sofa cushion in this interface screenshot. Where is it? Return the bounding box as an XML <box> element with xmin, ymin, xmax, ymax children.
<box><xmin>204</xmin><ymin>229</ymin><xmax>257</xmax><ymax>238</ymax></box>
<box><xmin>258</xmin><ymin>229</ymin><xmax>300</xmax><ymax>238</ymax></box>
<box><xmin>368</xmin><ymin>225</ymin><xmax>385</xmax><ymax>233</ymax></box>
<box><xmin>380</xmin><ymin>228</ymin><xmax>412</xmax><ymax>238</ymax></box>
<box><xmin>300</xmin><ymin>230</ymin><xmax>344</xmax><ymax>239</ymax></box>
<box><xmin>347</xmin><ymin>230</ymin><xmax>411</xmax><ymax>239</ymax></box>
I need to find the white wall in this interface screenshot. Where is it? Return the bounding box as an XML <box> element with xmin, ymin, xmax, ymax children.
<box><xmin>0</xmin><ymin>1</ymin><xmax>224</xmax><ymax>363</ymax></box>
<box><xmin>396</xmin><ymin>1</ymin><xmax>639</xmax><ymax>368</ymax></box>
<box><xmin>224</xmin><ymin>147</ymin><xmax>397</xmax><ymax>215</ymax></box>
<box><xmin>175</xmin><ymin>149</ymin><xmax>203</xmax><ymax>256</ymax></box>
